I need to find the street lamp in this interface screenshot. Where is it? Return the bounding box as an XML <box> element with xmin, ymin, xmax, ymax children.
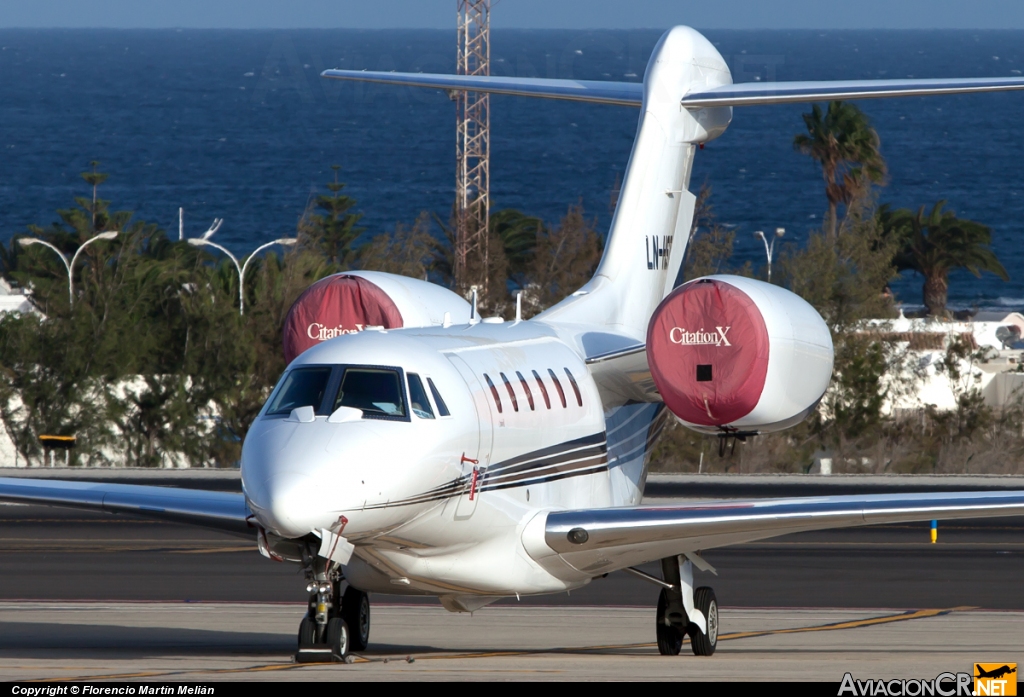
<box><xmin>189</xmin><ymin>237</ymin><xmax>297</xmax><ymax>314</ymax></box>
<box><xmin>18</xmin><ymin>231</ymin><xmax>119</xmax><ymax>305</ymax></box>
<box><xmin>754</xmin><ymin>227</ymin><xmax>785</xmax><ymax>283</ymax></box>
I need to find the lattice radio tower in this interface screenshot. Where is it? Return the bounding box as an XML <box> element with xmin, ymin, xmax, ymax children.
<box><xmin>455</xmin><ymin>0</ymin><xmax>490</xmax><ymax>295</ymax></box>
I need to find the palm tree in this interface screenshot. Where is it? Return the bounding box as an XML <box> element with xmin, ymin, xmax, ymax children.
<box><xmin>879</xmin><ymin>201</ymin><xmax>1008</xmax><ymax>317</ymax></box>
<box><xmin>794</xmin><ymin>101</ymin><xmax>887</xmax><ymax>242</ymax></box>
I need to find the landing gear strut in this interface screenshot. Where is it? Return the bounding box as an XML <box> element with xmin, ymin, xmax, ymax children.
<box><xmin>656</xmin><ymin>555</ymin><xmax>718</xmax><ymax>656</ymax></box>
<box><xmin>295</xmin><ymin>542</ymin><xmax>370</xmax><ymax>663</ymax></box>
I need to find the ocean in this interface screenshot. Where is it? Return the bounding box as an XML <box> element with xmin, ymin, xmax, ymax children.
<box><xmin>1</xmin><ymin>28</ymin><xmax>1022</xmax><ymax>310</ymax></box>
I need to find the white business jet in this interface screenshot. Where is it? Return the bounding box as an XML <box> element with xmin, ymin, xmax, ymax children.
<box><xmin>4</xmin><ymin>26</ymin><xmax>1024</xmax><ymax>662</ymax></box>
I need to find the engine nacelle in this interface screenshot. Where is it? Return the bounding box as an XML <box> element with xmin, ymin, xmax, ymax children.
<box><xmin>646</xmin><ymin>275</ymin><xmax>833</xmax><ymax>434</ymax></box>
<box><xmin>282</xmin><ymin>270</ymin><xmax>472</xmax><ymax>363</ymax></box>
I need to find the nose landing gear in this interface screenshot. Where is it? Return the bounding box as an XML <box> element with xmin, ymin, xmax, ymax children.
<box><xmin>295</xmin><ymin>543</ymin><xmax>371</xmax><ymax>663</ymax></box>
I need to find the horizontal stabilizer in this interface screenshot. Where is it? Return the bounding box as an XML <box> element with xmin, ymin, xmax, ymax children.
<box><xmin>323</xmin><ymin>70</ymin><xmax>1024</xmax><ymax>110</ymax></box>
<box><xmin>681</xmin><ymin>76</ymin><xmax>1024</xmax><ymax>107</ymax></box>
<box><xmin>540</xmin><ymin>490</ymin><xmax>1024</xmax><ymax>574</ymax></box>
<box><xmin>0</xmin><ymin>477</ymin><xmax>251</xmax><ymax>536</ymax></box>
<box><xmin>321</xmin><ymin>70</ymin><xmax>643</xmax><ymax>106</ymax></box>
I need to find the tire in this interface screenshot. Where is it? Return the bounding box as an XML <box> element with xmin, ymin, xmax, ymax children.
<box><xmin>688</xmin><ymin>586</ymin><xmax>718</xmax><ymax>656</ymax></box>
<box><xmin>342</xmin><ymin>586</ymin><xmax>371</xmax><ymax>651</ymax></box>
<box><xmin>298</xmin><ymin>617</ymin><xmax>317</xmax><ymax>646</ymax></box>
<box><xmin>655</xmin><ymin>587</ymin><xmax>684</xmax><ymax>656</ymax></box>
<box><xmin>326</xmin><ymin>617</ymin><xmax>350</xmax><ymax>660</ymax></box>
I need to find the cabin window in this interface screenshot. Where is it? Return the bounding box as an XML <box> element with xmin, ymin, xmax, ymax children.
<box><xmin>334</xmin><ymin>367</ymin><xmax>407</xmax><ymax>419</ymax></box>
<box><xmin>427</xmin><ymin>377</ymin><xmax>451</xmax><ymax>417</ymax></box>
<box><xmin>407</xmin><ymin>373</ymin><xmax>435</xmax><ymax>419</ymax></box>
<box><xmin>483</xmin><ymin>374</ymin><xmax>503</xmax><ymax>414</ymax></box>
<box><xmin>265</xmin><ymin>367</ymin><xmax>332</xmax><ymax>416</ymax></box>
<box><xmin>548</xmin><ymin>368</ymin><xmax>567</xmax><ymax>408</ymax></box>
<box><xmin>532</xmin><ymin>370</ymin><xmax>551</xmax><ymax>409</ymax></box>
<box><xmin>500</xmin><ymin>373</ymin><xmax>519</xmax><ymax>412</ymax></box>
<box><xmin>564</xmin><ymin>368</ymin><xmax>583</xmax><ymax>407</ymax></box>
<box><xmin>516</xmin><ymin>371</ymin><xmax>535</xmax><ymax>411</ymax></box>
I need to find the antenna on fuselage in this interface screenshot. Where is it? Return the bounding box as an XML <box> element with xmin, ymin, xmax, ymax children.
<box><xmin>515</xmin><ymin>292</ymin><xmax>522</xmax><ymax>323</ymax></box>
<box><xmin>469</xmin><ymin>285</ymin><xmax>478</xmax><ymax>321</ymax></box>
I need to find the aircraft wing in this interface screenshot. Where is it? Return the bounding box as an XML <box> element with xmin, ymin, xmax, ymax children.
<box><xmin>536</xmin><ymin>490</ymin><xmax>1024</xmax><ymax>575</ymax></box>
<box><xmin>322</xmin><ymin>70</ymin><xmax>1024</xmax><ymax>109</ymax></box>
<box><xmin>0</xmin><ymin>477</ymin><xmax>252</xmax><ymax>536</ymax></box>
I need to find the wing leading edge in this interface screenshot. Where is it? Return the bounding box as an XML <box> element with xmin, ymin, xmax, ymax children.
<box><xmin>0</xmin><ymin>477</ymin><xmax>251</xmax><ymax>536</ymax></box>
<box><xmin>321</xmin><ymin>70</ymin><xmax>1024</xmax><ymax>109</ymax></box>
<box><xmin>538</xmin><ymin>490</ymin><xmax>1024</xmax><ymax>575</ymax></box>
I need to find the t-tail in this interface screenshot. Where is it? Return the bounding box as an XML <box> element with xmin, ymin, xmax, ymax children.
<box><xmin>536</xmin><ymin>27</ymin><xmax>733</xmax><ymax>339</ymax></box>
<box><xmin>322</xmin><ymin>25</ymin><xmax>1024</xmax><ymax>336</ymax></box>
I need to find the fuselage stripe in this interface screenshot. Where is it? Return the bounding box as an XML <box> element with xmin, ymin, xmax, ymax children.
<box><xmin>358</xmin><ymin>431</ymin><xmax>608</xmax><ymax>510</ymax></box>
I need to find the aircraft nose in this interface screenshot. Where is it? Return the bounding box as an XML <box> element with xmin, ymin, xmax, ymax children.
<box><xmin>258</xmin><ymin>472</ymin><xmax>328</xmax><ymax>538</ymax></box>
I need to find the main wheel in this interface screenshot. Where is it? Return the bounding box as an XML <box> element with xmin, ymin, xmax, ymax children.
<box><xmin>326</xmin><ymin>617</ymin><xmax>350</xmax><ymax>660</ymax></box>
<box><xmin>688</xmin><ymin>586</ymin><xmax>718</xmax><ymax>656</ymax></box>
<box><xmin>298</xmin><ymin>617</ymin><xmax>316</xmax><ymax>646</ymax></box>
<box><xmin>655</xmin><ymin>587</ymin><xmax>684</xmax><ymax>656</ymax></box>
<box><xmin>342</xmin><ymin>586</ymin><xmax>371</xmax><ymax>651</ymax></box>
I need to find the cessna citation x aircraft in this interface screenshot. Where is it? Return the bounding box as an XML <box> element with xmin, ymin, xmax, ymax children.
<box><xmin>5</xmin><ymin>26</ymin><xmax>1024</xmax><ymax>661</ymax></box>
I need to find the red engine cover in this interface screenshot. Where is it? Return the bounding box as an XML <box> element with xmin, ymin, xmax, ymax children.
<box><xmin>282</xmin><ymin>274</ymin><xmax>404</xmax><ymax>364</ymax></box>
<box><xmin>647</xmin><ymin>279</ymin><xmax>770</xmax><ymax>426</ymax></box>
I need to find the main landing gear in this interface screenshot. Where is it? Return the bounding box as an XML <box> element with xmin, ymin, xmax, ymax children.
<box><xmin>655</xmin><ymin>555</ymin><xmax>718</xmax><ymax>656</ymax></box>
<box><xmin>295</xmin><ymin>547</ymin><xmax>371</xmax><ymax>663</ymax></box>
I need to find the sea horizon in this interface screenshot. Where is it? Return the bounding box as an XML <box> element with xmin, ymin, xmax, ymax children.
<box><xmin>1</xmin><ymin>27</ymin><xmax>1022</xmax><ymax>310</ymax></box>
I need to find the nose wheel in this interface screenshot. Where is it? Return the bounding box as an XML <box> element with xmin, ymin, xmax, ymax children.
<box><xmin>295</xmin><ymin>550</ymin><xmax>370</xmax><ymax>663</ymax></box>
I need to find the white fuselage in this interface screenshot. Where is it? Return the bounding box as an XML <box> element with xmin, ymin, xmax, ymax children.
<box><xmin>242</xmin><ymin>320</ymin><xmax>665</xmax><ymax>605</ymax></box>
<box><xmin>243</xmin><ymin>27</ymin><xmax>736</xmax><ymax>607</ymax></box>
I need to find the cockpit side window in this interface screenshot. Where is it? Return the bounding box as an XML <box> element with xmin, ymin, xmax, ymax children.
<box><xmin>407</xmin><ymin>373</ymin><xmax>435</xmax><ymax>420</ymax></box>
<box><xmin>265</xmin><ymin>367</ymin><xmax>333</xmax><ymax>416</ymax></box>
<box><xmin>334</xmin><ymin>367</ymin><xmax>408</xmax><ymax>420</ymax></box>
<box><xmin>427</xmin><ymin>378</ymin><xmax>451</xmax><ymax>417</ymax></box>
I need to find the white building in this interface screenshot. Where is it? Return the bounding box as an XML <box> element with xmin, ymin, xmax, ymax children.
<box><xmin>0</xmin><ymin>277</ymin><xmax>40</xmax><ymax>316</ymax></box>
<box><xmin>865</xmin><ymin>311</ymin><xmax>1024</xmax><ymax>413</ymax></box>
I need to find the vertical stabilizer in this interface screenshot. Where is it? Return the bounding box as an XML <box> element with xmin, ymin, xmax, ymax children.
<box><xmin>537</xmin><ymin>27</ymin><xmax>733</xmax><ymax>341</ymax></box>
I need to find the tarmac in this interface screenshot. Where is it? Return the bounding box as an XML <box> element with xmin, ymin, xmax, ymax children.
<box><xmin>1</xmin><ymin>470</ymin><xmax>1022</xmax><ymax>681</ymax></box>
<box><xmin>0</xmin><ymin>603</ymin><xmax>1019</xmax><ymax>682</ymax></box>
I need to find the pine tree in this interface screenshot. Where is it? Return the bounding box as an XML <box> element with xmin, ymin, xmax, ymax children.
<box><xmin>298</xmin><ymin>165</ymin><xmax>365</xmax><ymax>267</ymax></box>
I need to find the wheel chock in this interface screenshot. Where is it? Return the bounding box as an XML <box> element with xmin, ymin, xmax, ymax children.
<box><xmin>295</xmin><ymin>644</ymin><xmax>338</xmax><ymax>663</ymax></box>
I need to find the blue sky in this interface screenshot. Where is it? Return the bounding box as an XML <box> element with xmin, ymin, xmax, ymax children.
<box><xmin>2</xmin><ymin>1</ymin><xmax>1024</xmax><ymax>30</ymax></box>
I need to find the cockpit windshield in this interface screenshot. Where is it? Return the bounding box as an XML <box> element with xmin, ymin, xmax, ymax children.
<box><xmin>263</xmin><ymin>365</ymin><xmax>410</xmax><ymax>421</ymax></box>
<box><xmin>265</xmin><ymin>367</ymin><xmax>332</xmax><ymax>416</ymax></box>
<box><xmin>334</xmin><ymin>367</ymin><xmax>407</xmax><ymax>419</ymax></box>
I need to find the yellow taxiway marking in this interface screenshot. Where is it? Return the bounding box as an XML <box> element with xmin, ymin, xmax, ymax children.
<box><xmin>714</xmin><ymin>605</ymin><xmax>976</xmax><ymax>641</ymax></box>
<box><xmin>410</xmin><ymin>605</ymin><xmax>978</xmax><ymax>659</ymax></box>
<box><xmin>30</xmin><ymin>605</ymin><xmax>974</xmax><ymax>682</ymax></box>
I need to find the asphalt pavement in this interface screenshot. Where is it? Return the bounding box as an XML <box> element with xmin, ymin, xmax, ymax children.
<box><xmin>1</xmin><ymin>470</ymin><xmax>1023</xmax><ymax>609</ymax></box>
